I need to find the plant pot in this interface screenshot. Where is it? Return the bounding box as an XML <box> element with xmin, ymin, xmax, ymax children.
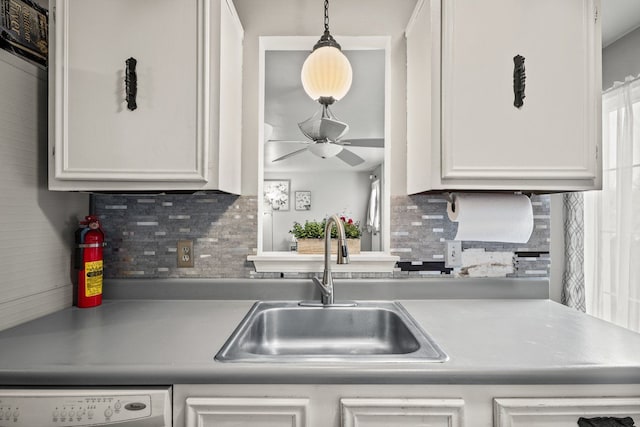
<box><xmin>296</xmin><ymin>238</ymin><xmax>361</xmax><ymax>255</ymax></box>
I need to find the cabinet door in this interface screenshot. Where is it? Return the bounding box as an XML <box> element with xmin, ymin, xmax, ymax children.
<box><xmin>52</xmin><ymin>0</ymin><xmax>208</xmax><ymax>182</ymax></box>
<box><xmin>440</xmin><ymin>0</ymin><xmax>600</xmax><ymax>186</ymax></box>
<box><xmin>341</xmin><ymin>398</ymin><xmax>465</xmax><ymax>427</ymax></box>
<box><xmin>494</xmin><ymin>397</ymin><xmax>640</xmax><ymax>427</ymax></box>
<box><xmin>185</xmin><ymin>397</ymin><xmax>309</xmax><ymax>427</ymax></box>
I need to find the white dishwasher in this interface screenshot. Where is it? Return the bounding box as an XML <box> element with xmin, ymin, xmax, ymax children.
<box><xmin>0</xmin><ymin>387</ymin><xmax>171</xmax><ymax>427</ymax></box>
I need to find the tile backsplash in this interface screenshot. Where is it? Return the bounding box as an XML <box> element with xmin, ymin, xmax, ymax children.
<box><xmin>94</xmin><ymin>193</ymin><xmax>550</xmax><ymax>279</ymax></box>
<box><xmin>390</xmin><ymin>194</ymin><xmax>551</xmax><ymax>278</ymax></box>
<box><xmin>96</xmin><ymin>194</ymin><xmax>257</xmax><ymax>278</ymax></box>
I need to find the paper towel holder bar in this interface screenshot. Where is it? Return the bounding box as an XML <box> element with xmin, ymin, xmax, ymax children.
<box><xmin>444</xmin><ymin>193</ymin><xmax>456</xmax><ymax>212</ymax></box>
<box><xmin>444</xmin><ymin>192</ymin><xmax>532</xmax><ymax>213</ymax></box>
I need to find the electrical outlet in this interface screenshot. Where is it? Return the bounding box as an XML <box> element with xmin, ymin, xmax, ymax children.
<box><xmin>445</xmin><ymin>240</ymin><xmax>462</xmax><ymax>268</ymax></box>
<box><xmin>177</xmin><ymin>240</ymin><xmax>194</xmax><ymax>268</ymax></box>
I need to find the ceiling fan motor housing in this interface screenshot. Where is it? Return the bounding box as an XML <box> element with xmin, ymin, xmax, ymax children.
<box><xmin>298</xmin><ymin>117</ymin><xmax>349</xmax><ymax>142</ymax></box>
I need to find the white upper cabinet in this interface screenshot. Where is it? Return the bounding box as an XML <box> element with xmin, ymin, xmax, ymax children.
<box><xmin>49</xmin><ymin>0</ymin><xmax>243</xmax><ymax>193</ymax></box>
<box><xmin>406</xmin><ymin>0</ymin><xmax>602</xmax><ymax>193</ymax></box>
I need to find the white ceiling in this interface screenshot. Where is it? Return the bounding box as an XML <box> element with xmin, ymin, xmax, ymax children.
<box><xmin>602</xmin><ymin>0</ymin><xmax>640</xmax><ymax>47</ymax></box>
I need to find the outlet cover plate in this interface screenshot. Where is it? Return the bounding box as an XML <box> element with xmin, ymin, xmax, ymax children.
<box><xmin>445</xmin><ymin>240</ymin><xmax>462</xmax><ymax>268</ymax></box>
<box><xmin>177</xmin><ymin>240</ymin><xmax>194</xmax><ymax>268</ymax></box>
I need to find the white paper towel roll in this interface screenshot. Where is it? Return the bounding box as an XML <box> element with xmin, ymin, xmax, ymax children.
<box><xmin>447</xmin><ymin>193</ymin><xmax>534</xmax><ymax>243</ymax></box>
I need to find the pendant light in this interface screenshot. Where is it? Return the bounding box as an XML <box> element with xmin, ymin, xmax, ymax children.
<box><xmin>301</xmin><ymin>0</ymin><xmax>353</xmax><ymax>106</ymax></box>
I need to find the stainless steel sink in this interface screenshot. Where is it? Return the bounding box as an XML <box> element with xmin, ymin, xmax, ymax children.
<box><xmin>215</xmin><ymin>301</ymin><xmax>448</xmax><ymax>363</ymax></box>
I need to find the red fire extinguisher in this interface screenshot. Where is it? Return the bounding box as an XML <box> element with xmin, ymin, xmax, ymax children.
<box><xmin>75</xmin><ymin>215</ymin><xmax>105</xmax><ymax>308</ymax></box>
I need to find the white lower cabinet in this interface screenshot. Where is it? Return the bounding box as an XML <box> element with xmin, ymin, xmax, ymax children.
<box><xmin>494</xmin><ymin>397</ymin><xmax>640</xmax><ymax>427</ymax></box>
<box><xmin>182</xmin><ymin>396</ymin><xmax>464</xmax><ymax>427</ymax></box>
<box><xmin>173</xmin><ymin>384</ymin><xmax>640</xmax><ymax>427</ymax></box>
<box><xmin>185</xmin><ymin>397</ymin><xmax>309</xmax><ymax>427</ymax></box>
<box><xmin>341</xmin><ymin>398</ymin><xmax>465</xmax><ymax>427</ymax></box>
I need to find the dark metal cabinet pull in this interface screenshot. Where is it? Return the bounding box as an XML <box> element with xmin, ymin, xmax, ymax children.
<box><xmin>577</xmin><ymin>416</ymin><xmax>636</xmax><ymax>426</ymax></box>
<box><xmin>125</xmin><ymin>57</ymin><xmax>138</xmax><ymax>111</ymax></box>
<box><xmin>513</xmin><ymin>54</ymin><xmax>526</xmax><ymax>109</ymax></box>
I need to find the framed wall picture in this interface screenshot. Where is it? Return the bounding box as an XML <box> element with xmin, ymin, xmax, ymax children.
<box><xmin>295</xmin><ymin>191</ymin><xmax>311</xmax><ymax>211</ymax></box>
<box><xmin>264</xmin><ymin>179</ymin><xmax>290</xmax><ymax>211</ymax></box>
<box><xmin>0</xmin><ymin>0</ymin><xmax>49</xmax><ymax>67</ymax></box>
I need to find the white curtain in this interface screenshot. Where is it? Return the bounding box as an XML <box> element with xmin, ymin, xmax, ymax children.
<box><xmin>562</xmin><ymin>192</ymin><xmax>585</xmax><ymax>312</ymax></box>
<box><xmin>584</xmin><ymin>75</ymin><xmax>640</xmax><ymax>333</ymax></box>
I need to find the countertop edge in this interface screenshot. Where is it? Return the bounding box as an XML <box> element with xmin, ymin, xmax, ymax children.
<box><xmin>2</xmin><ymin>366</ymin><xmax>640</xmax><ymax>386</ymax></box>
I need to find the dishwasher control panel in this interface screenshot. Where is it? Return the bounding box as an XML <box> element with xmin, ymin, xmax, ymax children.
<box><xmin>0</xmin><ymin>388</ymin><xmax>171</xmax><ymax>427</ymax></box>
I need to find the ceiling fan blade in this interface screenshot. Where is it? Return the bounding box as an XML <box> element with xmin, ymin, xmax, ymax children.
<box><xmin>319</xmin><ymin>117</ymin><xmax>349</xmax><ymax>141</ymax></box>
<box><xmin>338</xmin><ymin>138</ymin><xmax>384</xmax><ymax>148</ymax></box>
<box><xmin>272</xmin><ymin>147</ymin><xmax>309</xmax><ymax>162</ymax></box>
<box><xmin>298</xmin><ymin>113</ymin><xmax>349</xmax><ymax>142</ymax></box>
<box><xmin>336</xmin><ymin>148</ymin><xmax>366</xmax><ymax>167</ymax></box>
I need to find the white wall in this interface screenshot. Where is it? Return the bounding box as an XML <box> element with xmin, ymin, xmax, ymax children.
<box><xmin>235</xmin><ymin>0</ymin><xmax>417</xmax><ymax>196</ymax></box>
<box><xmin>602</xmin><ymin>26</ymin><xmax>640</xmax><ymax>90</ymax></box>
<box><xmin>0</xmin><ymin>50</ymin><xmax>88</xmax><ymax>331</ymax></box>
<box><xmin>264</xmin><ymin>171</ymin><xmax>372</xmax><ymax>251</ymax></box>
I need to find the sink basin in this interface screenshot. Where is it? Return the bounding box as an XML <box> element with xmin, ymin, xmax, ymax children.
<box><xmin>215</xmin><ymin>301</ymin><xmax>448</xmax><ymax>363</ymax></box>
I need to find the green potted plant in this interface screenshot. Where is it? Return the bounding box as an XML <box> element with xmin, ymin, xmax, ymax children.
<box><xmin>290</xmin><ymin>217</ymin><xmax>361</xmax><ymax>254</ymax></box>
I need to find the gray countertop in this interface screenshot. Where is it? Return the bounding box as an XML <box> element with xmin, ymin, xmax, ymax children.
<box><xmin>1</xmin><ymin>296</ymin><xmax>639</xmax><ymax>385</ymax></box>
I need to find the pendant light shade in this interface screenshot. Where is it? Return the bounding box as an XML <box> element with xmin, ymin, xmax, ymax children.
<box><xmin>301</xmin><ymin>46</ymin><xmax>352</xmax><ymax>103</ymax></box>
<box><xmin>301</xmin><ymin>0</ymin><xmax>352</xmax><ymax>105</ymax></box>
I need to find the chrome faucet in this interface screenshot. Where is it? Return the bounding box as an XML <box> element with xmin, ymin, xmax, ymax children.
<box><xmin>311</xmin><ymin>214</ymin><xmax>350</xmax><ymax>305</ymax></box>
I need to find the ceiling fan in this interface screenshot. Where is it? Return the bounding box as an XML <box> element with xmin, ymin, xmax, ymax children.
<box><xmin>268</xmin><ymin>105</ymin><xmax>384</xmax><ymax>167</ymax></box>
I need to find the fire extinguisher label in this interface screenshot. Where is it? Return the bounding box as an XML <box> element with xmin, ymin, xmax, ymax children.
<box><xmin>84</xmin><ymin>260</ymin><xmax>103</xmax><ymax>297</ymax></box>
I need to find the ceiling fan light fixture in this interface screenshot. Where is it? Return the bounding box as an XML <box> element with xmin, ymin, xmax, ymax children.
<box><xmin>301</xmin><ymin>0</ymin><xmax>353</xmax><ymax>105</ymax></box>
<box><xmin>308</xmin><ymin>141</ymin><xmax>344</xmax><ymax>159</ymax></box>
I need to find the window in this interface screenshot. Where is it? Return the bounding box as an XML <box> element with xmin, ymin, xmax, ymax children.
<box><xmin>584</xmin><ymin>75</ymin><xmax>640</xmax><ymax>332</ymax></box>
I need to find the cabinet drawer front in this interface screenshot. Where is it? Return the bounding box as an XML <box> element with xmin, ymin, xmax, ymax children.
<box><xmin>53</xmin><ymin>0</ymin><xmax>208</xmax><ymax>182</ymax></box>
<box><xmin>185</xmin><ymin>397</ymin><xmax>309</xmax><ymax>427</ymax></box>
<box><xmin>441</xmin><ymin>0</ymin><xmax>600</xmax><ymax>182</ymax></box>
<box><xmin>341</xmin><ymin>398</ymin><xmax>465</xmax><ymax>427</ymax></box>
<box><xmin>494</xmin><ymin>397</ymin><xmax>640</xmax><ymax>427</ymax></box>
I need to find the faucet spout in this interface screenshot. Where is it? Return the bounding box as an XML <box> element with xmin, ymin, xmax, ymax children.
<box><xmin>314</xmin><ymin>214</ymin><xmax>350</xmax><ymax>305</ymax></box>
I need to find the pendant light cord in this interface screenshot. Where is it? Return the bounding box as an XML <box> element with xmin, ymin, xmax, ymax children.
<box><xmin>314</xmin><ymin>0</ymin><xmax>340</xmax><ymax>51</ymax></box>
<box><xmin>324</xmin><ymin>0</ymin><xmax>330</xmax><ymax>32</ymax></box>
